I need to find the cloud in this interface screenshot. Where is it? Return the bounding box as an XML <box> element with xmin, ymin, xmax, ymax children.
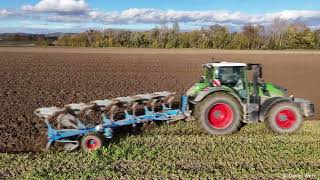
<box><xmin>2</xmin><ymin>1</ymin><xmax>320</xmax><ymax>33</ymax></box>
<box><xmin>86</xmin><ymin>8</ymin><xmax>320</xmax><ymax>26</ymax></box>
<box><xmin>0</xmin><ymin>9</ymin><xmax>13</xmax><ymax>18</ymax></box>
<box><xmin>86</xmin><ymin>9</ymin><xmax>251</xmax><ymax>25</ymax></box>
<box><xmin>254</xmin><ymin>10</ymin><xmax>320</xmax><ymax>24</ymax></box>
<box><xmin>22</xmin><ymin>0</ymin><xmax>90</xmax><ymax>15</ymax></box>
<box><xmin>18</xmin><ymin>1</ymin><xmax>320</xmax><ymax>26</ymax></box>
<box><xmin>17</xmin><ymin>0</ymin><xmax>320</xmax><ymax>26</ymax></box>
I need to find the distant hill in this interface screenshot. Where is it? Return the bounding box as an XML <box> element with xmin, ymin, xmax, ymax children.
<box><xmin>0</xmin><ymin>32</ymin><xmax>76</xmax><ymax>46</ymax></box>
<box><xmin>45</xmin><ymin>33</ymin><xmax>77</xmax><ymax>38</ymax></box>
<box><xmin>0</xmin><ymin>32</ymin><xmax>77</xmax><ymax>39</ymax></box>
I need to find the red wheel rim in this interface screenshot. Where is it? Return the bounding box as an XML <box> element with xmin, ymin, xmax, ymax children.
<box><xmin>208</xmin><ymin>103</ymin><xmax>234</xmax><ymax>129</ymax></box>
<box><xmin>85</xmin><ymin>138</ymin><xmax>100</xmax><ymax>150</ymax></box>
<box><xmin>275</xmin><ymin>109</ymin><xmax>296</xmax><ymax>129</ymax></box>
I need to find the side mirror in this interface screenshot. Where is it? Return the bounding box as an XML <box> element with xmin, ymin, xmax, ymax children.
<box><xmin>199</xmin><ymin>76</ymin><xmax>205</xmax><ymax>83</ymax></box>
<box><xmin>259</xmin><ymin>66</ymin><xmax>263</xmax><ymax>78</ymax></box>
<box><xmin>260</xmin><ymin>79</ymin><xmax>267</xmax><ymax>89</ymax></box>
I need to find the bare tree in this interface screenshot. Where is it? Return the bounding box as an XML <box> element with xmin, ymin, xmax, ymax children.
<box><xmin>270</xmin><ymin>18</ymin><xmax>289</xmax><ymax>48</ymax></box>
<box><xmin>172</xmin><ymin>21</ymin><xmax>180</xmax><ymax>33</ymax></box>
<box><xmin>315</xmin><ymin>29</ymin><xmax>320</xmax><ymax>49</ymax></box>
<box><xmin>242</xmin><ymin>24</ymin><xmax>264</xmax><ymax>49</ymax></box>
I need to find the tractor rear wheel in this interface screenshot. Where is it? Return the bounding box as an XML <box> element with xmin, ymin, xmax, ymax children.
<box><xmin>198</xmin><ymin>92</ymin><xmax>242</xmax><ymax>135</ymax></box>
<box><xmin>81</xmin><ymin>132</ymin><xmax>106</xmax><ymax>152</ymax></box>
<box><xmin>266</xmin><ymin>101</ymin><xmax>303</xmax><ymax>134</ymax></box>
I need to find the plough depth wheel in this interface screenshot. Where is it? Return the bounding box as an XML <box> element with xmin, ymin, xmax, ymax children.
<box><xmin>81</xmin><ymin>132</ymin><xmax>106</xmax><ymax>152</ymax></box>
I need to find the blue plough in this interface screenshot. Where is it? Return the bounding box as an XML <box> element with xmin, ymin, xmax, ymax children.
<box><xmin>35</xmin><ymin>92</ymin><xmax>190</xmax><ymax>151</ymax></box>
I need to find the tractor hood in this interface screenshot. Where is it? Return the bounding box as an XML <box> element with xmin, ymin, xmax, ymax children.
<box><xmin>264</xmin><ymin>83</ymin><xmax>288</xmax><ymax>97</ymax></box>
<box><xmin>186</xmin><ymin>82</ymin><xmax>210</xmax><ymax>97</ymax></box>
<box><xmin>187</xmin><ymin>81</ymin><xmax>288</xmax><ymax>98</ymax></box>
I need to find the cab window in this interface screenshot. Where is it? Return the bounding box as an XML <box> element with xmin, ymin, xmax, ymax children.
<box><xmin>214</xmin><ymin>66</ymin><xmax>247</xmax><ymax>98</ymax></box>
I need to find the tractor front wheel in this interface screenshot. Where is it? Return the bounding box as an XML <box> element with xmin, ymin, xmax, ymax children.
<box><xmin>266</xmin><ymin>102</ymin><xmax>303</xmax><ymax>134</ymax></box>
<box><xmin>198</xmin><ymin>92</ymin><xmax>242</xmax><ymax>135</ymax></box>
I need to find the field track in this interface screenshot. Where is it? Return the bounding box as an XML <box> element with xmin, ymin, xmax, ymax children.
<box><xmin>0</xmin><ymin>47</ymin><xmax>319</xmax><ymax>152</ymax></box>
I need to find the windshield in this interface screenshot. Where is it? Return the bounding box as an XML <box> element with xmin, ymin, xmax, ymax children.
<box><xmin>214</xmin><ymin>67</ymin><xmax>245</xmax><ymax>86</ymax></box>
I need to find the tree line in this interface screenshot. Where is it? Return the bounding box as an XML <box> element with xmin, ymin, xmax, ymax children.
<box><xmin>0</xmin><ymin>33</ymin><xmax>56</xmax><ymax>46</ymax></box>
<box><xmin>56</xmin><ymin>19</ymin><xmax>320</xmax><ymax>50</ymax></box>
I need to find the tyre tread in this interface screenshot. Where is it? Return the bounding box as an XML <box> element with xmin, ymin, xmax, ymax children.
<box><xmin>198</xmin><ymin>92</ymin><xmax>243</xmax><ymax>135</ymax></box>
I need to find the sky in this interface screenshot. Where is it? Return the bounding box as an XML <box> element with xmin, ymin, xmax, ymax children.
<box><xmin>0</xmin><ymin>0</ymin><xmax>320</xmax><ymax>33</ymax></box>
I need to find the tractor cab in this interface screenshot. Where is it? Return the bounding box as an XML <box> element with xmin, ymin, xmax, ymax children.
<box><xmin>187</xmin><ymin>62</ymin><xmax>249</xmax><ymax>100</ymax></box>
<box><xmin>187</xmin><ymin>62</ymin><xmax>286</xmax><ymax>102</ymax></box>
<box><xmin>203</xmin><ymin>62</ymin><xmax>248</xmax><ymax>98</ymax></box>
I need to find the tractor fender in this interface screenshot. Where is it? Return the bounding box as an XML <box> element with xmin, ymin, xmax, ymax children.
<box><xmin>259</xmin><ymin>97</ymin><xmax>291</xmax><ymax>121</ymax></box>
<box><xmin>193</xmin><ymin>87</ymin><xmax>239</xmax><ymax>103</ymax></box>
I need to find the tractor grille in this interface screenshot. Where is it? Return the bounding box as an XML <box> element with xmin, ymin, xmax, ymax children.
<box><xmin>301</xmin><ymin>101</ymin><xmax>315</xmax><ymax>117</ymax></box>
<box><xmin>309</xmin><ymin>103</ymin><xmax>315</xmax><ymax>116</ymax></box>
<box><xmin>294</xmin><ymin>98</ymin><xmax>315</xmax><ymax>117</ymax></box>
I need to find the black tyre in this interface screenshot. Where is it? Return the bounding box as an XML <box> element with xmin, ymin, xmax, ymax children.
<box><xmin>266</xmin><ymin>101</ymin><xmax>303</xmax><ymax>134</ymax></box>
<box><xmin>194</xmin><ymin>101</ymin><xmax>204</xmax><ymax>120</ymax></box>
<box><xmin>81</xmin><ymin>132</ymin><xmax>106</xmax><ymax>152</ymax></box>
<box><xmin>198</xmin><ymin>92</ymin><xmax>242</xmax><ymax>135</ymax></box>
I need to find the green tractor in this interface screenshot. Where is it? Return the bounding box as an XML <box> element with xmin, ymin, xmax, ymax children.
<box><xmin>187</xmin><ymin>62</ymin><xmax>314</xmax><ymax>135</ymax></box>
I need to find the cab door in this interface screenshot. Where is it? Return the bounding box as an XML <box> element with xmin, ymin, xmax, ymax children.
<box><xmin>214</xmin><ymin>66</ymin><xmax>248</xmax><ymax>99</ymax></box>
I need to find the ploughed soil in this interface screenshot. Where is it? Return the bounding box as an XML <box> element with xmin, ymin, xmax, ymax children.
<box><xmin>0</xmin><ymin>47</ymin><xmax>319</xmax><ymax>152</ymax></box>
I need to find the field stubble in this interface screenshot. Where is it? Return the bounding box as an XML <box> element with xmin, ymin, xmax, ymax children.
<box><xmin>0</xmin><ymin>48</ymin><xmax>319</xmax><ymax>152</ymax></box>
<box><xmin>0</xmin><ymin>48</ymin><xmax>319</xmax><ymax>178</ymax></box>
<box><xmin>0</xmin><ymin>121</ymin><xmax>320</xmax><ymax>178</ymax></box>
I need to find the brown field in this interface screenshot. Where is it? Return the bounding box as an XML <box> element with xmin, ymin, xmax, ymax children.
<box><xmin>0</xmin><ymin>47</ymin><xmax>319</xmax><ymax>153</ymax></box>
